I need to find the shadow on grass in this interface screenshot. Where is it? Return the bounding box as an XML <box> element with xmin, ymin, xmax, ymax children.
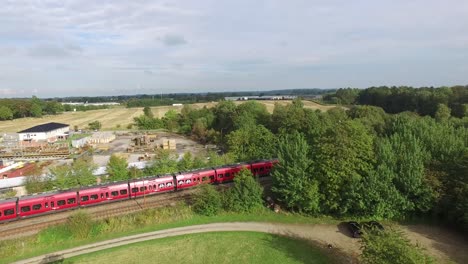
<box><xmin>264</xmin><ymin>231</ymin><xmax>359</xmax><ymax>264</ymax></box>
<box><xmin>39</xmin><ymin>254</ymin><xmax>65</xmax><ymax>264</ymax></box>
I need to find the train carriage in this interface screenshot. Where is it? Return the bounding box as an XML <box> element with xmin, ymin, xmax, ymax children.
<box><xmin>250</xmin><ymin>159</ymin><xmax>278</xmax><ymax>177</ymax></box>
<box><xmin>106</xmin><ymin>182</ymin><xmax>131</xmax><ymax>200</ymax></box>
<box><xmin>17</xmin><ymin>191</ymin><xmax>78</xmax><ymax>218</ymax></box>
<box><xmin>0</xmin><ymin>159</ymin><xmax>279</xmax><ymax>223</ymax></box>
<box><xmin>0</xmin><ymin>199</ymin><xmax>17</xmax><ymax>222</ymax></box>
<box><xmin>175</xmin><ymin>168</ymin><xmax>216</xmax><ymax>189</ymax></box>
<box><xmin>151</xmin><ymin>175</ymin><xmax>176</xmax><ymax>193</ymax></box>
<box><xmin>214</xmin><ymin>163</ymin><xmax>251</xmax><ymax>183</ymax></box>
<box><xmin>78</xmin><ymin>186</ymin><xmax>112</xmax><ymax>206</ymax></box>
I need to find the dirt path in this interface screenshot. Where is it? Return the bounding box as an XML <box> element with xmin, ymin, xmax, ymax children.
<box><xmin>13</xmin><ymin>222</ymin><xmax>468</xmax><ymax>264</ymax></box>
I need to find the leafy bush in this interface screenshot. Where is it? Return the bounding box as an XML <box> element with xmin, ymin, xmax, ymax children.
<box><xmin>361</xmin><ymin>229</ymin><xmax>434</xmax><ymax>264</ymax></box>
<box><xmin>223</xmin><ymin>169</ymin><xmax>263</xmax><ymax>213</ymax></box>
<box><xmin>192</xmin><ymin>184</ymin><xmax>222</xmax><ymax>216</ymax></box>
<box><xmin>66</xmin><ymin>211</ymin><xmax>94</xmax><ymax>239</ymax></box>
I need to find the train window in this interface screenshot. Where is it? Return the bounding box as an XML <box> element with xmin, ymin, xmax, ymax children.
<box><xmin>260</xmin><ymin>167</ymin><xmax>265</xmax><ymax>172</ymax></box>
<box><xmin>225</xmin><ymin>173</ymin><xmax>230</xmax><ymax>178</ymax></box>
<box><xmin>90</xmin><ymin>194</ymin><xmax>98</xmax><ymax>200</ymax></box>
<box><xmin>0</xmin><ymin>211</ymin><xmax>1</xmax><ymax>216</ymax></box>
<box><xmin>111</xmin><ymin>191</ymin><xmax>118</xmax><ymax>196</ymax></box>
<box><xmin>158</xmin><ymin>183</ymin><xmax>164</xmax><ymax>188</ymax></box>
<box><xmin>106</xmin><ymin>192</ymin><xmax>109</xmax><ymax>198</ymax></box>
<box><xmin>21</xmin><ymin>206</ymin><xmax>31</xmax><ymax>212</ymax></box>
<box><xmin>33</xmin><ymin>204</ymin><xmax>42</xmax><ymax>210</ymax></box>
<box><xmin>120</xmin><ymin>189</ymin><xmax>128</xmax><ymax>195</ymax></box>
<box><xmin>4</xmin><ymin>209</ymin><xmax>14</xmax><ymax>216</ymax></box>
<box><xmin>140</xmin><ymin>187</ymin><xmax>145</xmax><ymax>192</ymax></box>
<box><xmin>101</xmin><ymin>193</ymin><xmax>104</xmax><ymax>199</ymax></box>
<box><xmin>132</xmin><ymin>187</ymin><xmax>139</xmax><ymax>193</ymax></box>
<box><xmin>45</xmin><ymin>202</ymin><xmax>49</xmax><ymax>208</ymax></box>
<box><xmin>202</xmin><ymin>176</ymin><xmax>207</xmax><ymax>181</ymax></box>
<box><xmin>209</xmin><ymin>175</ymin><xmax>215</xmax><ymax>181</ymax></box>
<box><xmin>67</xmin><ymin>198</ymin><xmax>76</xmax><ymax>204</ymax></box>
<box><xmin>51</xmin><ymin>202</ymin><xmax>55</xmax><ymax>207</ymax></box>
<box><xmin>218</xmin><ymin>174</ymin><xmax>223</xmax><ymax>178</ymax></box>
<box><xmin>178</xmin><ymin>180</ymin><xmax>183</xmax><ymax>185</ymax></box>
<box><xmin>81</xmin><ymin>196</ymin><xmax>89</xmax><ymax>201</ymax></box>
<box><xmin>57</xmin><ymin>200</ymin><xmax>65</xmax><ymax>206</ymax></box>
<box><xmin>166</xmin><ymin>182</ymin><xmax>172</xmax><ymax>187</ymax></box>
<box><xmin>153</xmin><ymin>184</ymin><xmax>156</xmax><ymax>189</ymax></box>
<box><xmin>186</xmin><ymin>179</ymin><xmax>191</xmax><ymax>184</ymax></box>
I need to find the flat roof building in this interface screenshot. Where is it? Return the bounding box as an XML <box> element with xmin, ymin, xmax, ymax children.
<box><xmin>18</xmin><ymin>122</ymin><xmax>69</xmax><ymax>143</ymax></box>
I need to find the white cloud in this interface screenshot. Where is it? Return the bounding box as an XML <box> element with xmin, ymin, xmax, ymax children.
<box><xmin>0</xmin><ymin>0</ymin><xmax>467</xmax><ymax>97</ymax></box>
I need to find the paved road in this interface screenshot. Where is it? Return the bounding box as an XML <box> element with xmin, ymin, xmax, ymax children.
<box><xmin>14</xmin><ymin>222</ymin><xmax>361</xmax><ymax>264</ymax></box>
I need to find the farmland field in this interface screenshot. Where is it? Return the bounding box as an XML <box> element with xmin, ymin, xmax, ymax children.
<box><xmin>0</xmin><ymin>100</ymin><xmax>337</xmax><ymax>133</ymax></box>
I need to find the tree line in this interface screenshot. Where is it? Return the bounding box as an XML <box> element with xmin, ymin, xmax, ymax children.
<box><xmin>323</xmin><ymin>85</ymin><xmax>468</xmax><ymax>118</ymax></box>
<box><xmin>25</xmin><ymin>94</ymin><xmax>468</xmax><ymax>233</ymax></box>
<box><xmin>133</xmin><ymin>98</ymin><xmax>467</xmax><ymax>232</ymax></box>
<box><xmin>0</xmin><ymin>96</ymin><xmax>116</xmax><ymax>121</ymax></box>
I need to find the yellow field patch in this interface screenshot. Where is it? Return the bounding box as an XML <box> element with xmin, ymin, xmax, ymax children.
<box><xmin>0</xmin><ymin>101</ymin><xmax>337</xmax><ymax>133</ymax></box>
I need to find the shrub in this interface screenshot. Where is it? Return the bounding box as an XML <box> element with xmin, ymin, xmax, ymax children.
<box><xmin>361</xmin><ymin>229</ymin><xmax>434</xmax><ymax>264</ymax></box>
<box><xmin>224</xmin><ymin>169</ymin><xmax>264</xmax><ymax>213</ymax></box>
<box><xmin>66</xmin><ymin>211</ymin><xmax>94</xmax><ymax>239</ymax></box>
<box><xmin>192</xmin><ymin>184</ymin><xmax>222</xmax><ymax>216</ymax></box>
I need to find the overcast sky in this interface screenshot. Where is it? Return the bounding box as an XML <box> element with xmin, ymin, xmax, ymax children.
<box><xmin>1</xmin><ymin>0</ymin><xmax>467</xmax><ymax>97</ymax></box>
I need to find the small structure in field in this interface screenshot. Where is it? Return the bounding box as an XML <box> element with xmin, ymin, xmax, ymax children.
<box><xmin>88</xmin><ymin>132</ymin><xmax>116</xmax><ymax>144</ymax></box>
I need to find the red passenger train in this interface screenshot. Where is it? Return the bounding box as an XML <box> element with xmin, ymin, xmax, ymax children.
<box><xmin>0</xmin><ymin>159</ymin><xmax>278</xmax><ymax>223</ymax></box>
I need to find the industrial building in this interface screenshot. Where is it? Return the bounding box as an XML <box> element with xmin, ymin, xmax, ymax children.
<box><xmin>17</xmin><ymin>122</ymin><xmax>69</xmax><ymax>143</ymax></box>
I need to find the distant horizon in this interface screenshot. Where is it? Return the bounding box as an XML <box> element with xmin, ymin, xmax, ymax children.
<box><xmin>2</xmin><ymin>85</ymin><xmax>467</xmax><ymax>100</ymax></box>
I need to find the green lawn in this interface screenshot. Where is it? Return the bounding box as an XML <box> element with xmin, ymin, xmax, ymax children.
<box><xmin>0</xmin><ymin>206</ymin><xmax>339</xmax><ymax>264</ymax></box>
<box><xmin>65</xmin><ymin>232</ymin><xmax>330</xmax><ymax>264</ymax></box>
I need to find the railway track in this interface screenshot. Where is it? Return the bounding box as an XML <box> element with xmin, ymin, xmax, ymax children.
<box><xmin>0</xmin><ymin>177</ymin><xmax>272</xmax><ymax>241</ymax></box>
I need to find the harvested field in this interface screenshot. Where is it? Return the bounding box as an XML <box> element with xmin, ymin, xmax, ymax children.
<box><xmin>0</xmin><ymin>101</ymin><xmax>337</xmax><ymax>133</ymax></box>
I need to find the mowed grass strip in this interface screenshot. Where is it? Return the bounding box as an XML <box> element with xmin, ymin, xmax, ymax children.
<box><xmin>65</xmin><ymin>232</ymin><xmax>330</xmax><ymax>264</ymax></box>
<box><xmin>0</xmin><ymin>100</ymin><xmax>337</xmax><ymax>132</ymax></box>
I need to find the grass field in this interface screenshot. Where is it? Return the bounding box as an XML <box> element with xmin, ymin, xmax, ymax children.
<box><xmin>0</xmin><ymin>100</ymin><xmax>337</xmax><ymax>133</ymax></box>
<box><xmin>65</xmin><ymin>232</ymin><xmax>330</xmax><ymax>264</ymax></box>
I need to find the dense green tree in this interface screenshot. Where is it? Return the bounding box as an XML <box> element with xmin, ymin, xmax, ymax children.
<box><xmin>144</xmin><ymin>150</ymin><xmax>179</xmax><ymax>175</ymax></box>
<box><xmin>107</xmin><ymin>154</ymin><xmax>129</xmax><ymax>181</ymax></box>
<box><xmin>0</xmin><ymin>106</ymin><xmax>13</xmax><ymax>120</ymax></box>
<box><xmin>379</xmin><ymin>127</ymin><xmax>433</xmax><ymax>213</ymax></box>
<box><xmin>24</xmin><ymin>175</ymin><xmax>54</xmax><ymax>194</ymax></box>
<box><xmin>50</xmin><ymin>159</ymin><xmax>97</xmax><ymax>189</ymax></box>
<box><xmin>88</xmin><ymin>120</ymin><xmax>102</xmax><ymax>130</ymax></box>
<box><xmin>234</xmin><ymin>100</ymin><xmax>270</xmax><ymax>129</ymax></box>
<box><xmin>30</xmin><ymin>103</ymin><xmax>43</xmax><ymax>117</ymax></box>
<box><xmin>206</xmin><ymin>151</ymin><xmax>235</xmax><ymax>167</ymax></box>
<box><xmin>133</xmin><ymin>115</ymin><xmax>164</xmax><ymax>130</ymax></box>
<box><xmin>272</xmin><ymin>132</ymin><xmax>320</xmax><ymax>214</ymax></box>
<box><xmin>143</xmin><ymin>106</ymin><xmax>154</xmax><ymax>118</ymax></box>
<box><xmin>192</xmin><ymin>184</ymin><xmax>222</xmax><ymax>216</ymax></box>
<box><xmin>223</xmin><ymin>169</ymin><xmax>263</xmax><ymax>212</ymax></box>
<box><xmin>271</xmin><ymin>99</ymin><xmax>307</xmax><ymax>133</ymax></box>
<box><xmin>348</xmin><ymin>105</ymin><xmax>390</xmax><ymax>135</ymax></box>
<box><xmin>213</xmin><ymin>100</ymin><xmax>237</xmax><ymax>135</ymax></box>
<box><xmin>434</xmin><ymin>103</ymin><xmax>451</xmax><ymax>122</ymax></box>
<box><xmin>178</xmin><ymin>152</ymin><xmax>195</xmax><ymax>171</ymax></box>
<box><xmin>312</xmin><ymin>120</ymin><xmax>375</xmax><ymax>215</ymax></box>
<box><xmin>227</xmin><ymin>125</ymin><xmax>275</xmax><ymax>161</ymax></box>
<box><xmin>162</xmin><ymin>109</ymin><xmax>179</xmax><ymax>132</ymax></box>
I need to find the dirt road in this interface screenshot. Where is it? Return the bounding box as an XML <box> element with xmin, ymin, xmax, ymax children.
<box><xmin>13</xmin><ymin>222</ymin><xmax>468</xmax><ymax>264</ymax></box>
